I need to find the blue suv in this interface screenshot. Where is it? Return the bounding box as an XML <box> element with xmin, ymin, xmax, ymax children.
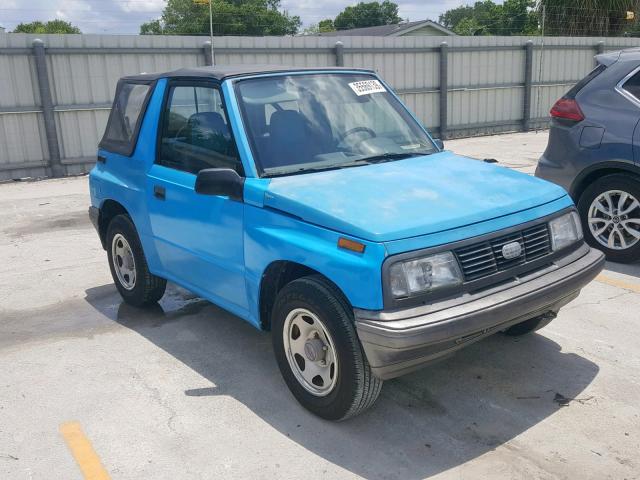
<box><xmin>89</xmin><ymin>66</ymin><xmax>604</xmax><ymax>420</ymax></box>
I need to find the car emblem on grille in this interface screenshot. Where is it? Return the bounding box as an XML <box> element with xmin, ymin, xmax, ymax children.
<box><xmin>502</xmin><ymin>241</ymin><xmax>523</xmax><ymax>259</ymax></box>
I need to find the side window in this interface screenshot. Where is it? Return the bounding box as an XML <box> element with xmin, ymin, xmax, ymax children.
<box><xmin>158</xmin><ymin>85</ymin><xmax>241</xmax><ymax>175</ymax></box>
<box><xmin>101</xmin><ymin>82</ymin><xmax>151</xmax><ymax>155</ymax></box>
<box><xmin>623</xmin><ymin>69</ymin><xmax>640</xmax><ymax>100</ymax></box>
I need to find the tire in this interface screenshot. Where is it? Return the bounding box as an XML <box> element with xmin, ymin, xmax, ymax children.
<box><xmin>271</xmin><ymin>275</ymin><xmax>382</xmax><ymax>421</ymax></box>
<box><xmin>106</xmin><ymin>214</ymin><xmax>166</xmax><ymax>307</ymax></box>
<box><xmin>503</xmin><ymin>312</ymin><xmax>556</xmax><ymax>336</ymax></box>
<box><xmin>577</xmin><ymin>174</ymin><xmax>640</xmax><ymax>263</ymax></box>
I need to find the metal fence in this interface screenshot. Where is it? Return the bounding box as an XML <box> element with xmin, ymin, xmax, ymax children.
<box><xmin>1</xmin><ymin>33</ymin><xmax>639</xmax><ymax>181</ymax></box>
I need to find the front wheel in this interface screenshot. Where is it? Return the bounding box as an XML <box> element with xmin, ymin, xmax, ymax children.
<box><xmin>578</xmin><ymin>174</ymin><xmax>640</xmax><ymax>263</ymax></box>
<box><xmin>271</xmin><ymin>275</ymin><xmax>382</xmax><ymax>421</ymax></box>
<box><xmin>106</xmin><ymin>214</ymin><xmax>166</xmax><ymax>307</ymax></box>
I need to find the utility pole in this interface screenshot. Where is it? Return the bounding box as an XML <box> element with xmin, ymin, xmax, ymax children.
<box><xmin>194</xmin><ymin>0</ymin><xmax>215</xmax><ymax>65</ymax></box>
<box><xmin>208</xmin><ymin>0</ymin><xmax>214</xmax><ymax>65</ymax></box>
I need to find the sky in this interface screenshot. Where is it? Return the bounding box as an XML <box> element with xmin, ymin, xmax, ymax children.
<box><xmin>0</xmin><ymin>0</ymin><xmax>470</xmax><ymax>34</ymax></box>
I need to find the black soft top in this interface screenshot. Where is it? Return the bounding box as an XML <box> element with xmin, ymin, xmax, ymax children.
<box><xmin>121</xmin><ymin>65</ymin><xmax>375</xmax><ymax>82</ymax></box>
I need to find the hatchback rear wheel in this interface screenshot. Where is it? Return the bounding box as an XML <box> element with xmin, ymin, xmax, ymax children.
<box><xmin>578</xmin><ymin>174</ymin><xmax>640</xmax><ymax>263</ymax></box>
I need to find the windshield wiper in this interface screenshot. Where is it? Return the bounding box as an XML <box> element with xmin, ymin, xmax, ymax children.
<box><xmin>266</xmin><ymin>164</ymin><xmax>357</xmax><ymax>177</ymax></box>
<box><xmin>264</xmin><ymin>152</ymin><xmax>432</xmax><ymax>177</ymax></box>
<box><xmin>356</xmin><ymin>152</ymin><xmax>430</xmax><ymax>164</ymax></box>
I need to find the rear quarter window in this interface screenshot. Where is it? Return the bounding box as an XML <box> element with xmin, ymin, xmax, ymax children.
<box><xmin>100</xmin><ymin>81</ymin><xmax>153</xmax><ymax>156</ymax></box>
<box><xmin>622</xmin><ymin>69</ymin><xmax>640</xmax><ymax>100</ymax></box>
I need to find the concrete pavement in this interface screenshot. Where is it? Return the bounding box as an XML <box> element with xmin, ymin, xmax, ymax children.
<box><xmin>1</xmin><ymin>132</ymin><xmax>639</xmax><ymax>480</ymax></box>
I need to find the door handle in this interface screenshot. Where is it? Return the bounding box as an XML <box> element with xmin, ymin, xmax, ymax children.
<box><xmin>97</xmin><ymin>155</ymin><xmax>106</xmax><ymax>164</ymax></box>
<box><xmin>153</xmin><ymin>185</ymin><xmax>166</xmax><ymax>200</ymax></box>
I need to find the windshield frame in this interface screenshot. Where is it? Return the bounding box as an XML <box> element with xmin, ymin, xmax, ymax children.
<box><xmin>231</xmin><ymin>70</ymin><xmax>438</xmax><ymax>178</ymax></box>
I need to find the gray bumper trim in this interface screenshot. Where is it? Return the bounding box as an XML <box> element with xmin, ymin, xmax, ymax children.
<box><xmin>355</xmin><ymin>247</ymin><xmax>605</xmax><ymax>380</ymax></box>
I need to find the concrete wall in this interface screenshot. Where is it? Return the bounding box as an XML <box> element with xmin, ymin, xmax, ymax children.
<box><xmin>0</xmin><ymin>33</ymin><xmax>638</xmax><ymax>180</ymax></box>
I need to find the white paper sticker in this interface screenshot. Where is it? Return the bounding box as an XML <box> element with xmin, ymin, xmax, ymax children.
<box><xmin>348</xmin><ymin>79</ymin><xmax>386</xmax><ymax>96</ymax></box>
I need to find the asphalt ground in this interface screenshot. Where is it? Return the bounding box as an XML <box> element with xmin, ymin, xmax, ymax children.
<box><xmin>1</xmin><ymin>131</ymin><xmax>639</xmax><ymax>480</ymax></box>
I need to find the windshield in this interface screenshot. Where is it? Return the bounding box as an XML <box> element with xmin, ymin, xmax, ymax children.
<box><xmin>235</xmin><ymin>73</ymin><xmax>437</xmax><ymax>176</ymax></box>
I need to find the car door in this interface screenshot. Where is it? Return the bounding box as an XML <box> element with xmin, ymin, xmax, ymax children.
<box><xmin>146</xmin><ymin>80</ymin><xmax>248</xmax><ymax>315</ymax></box>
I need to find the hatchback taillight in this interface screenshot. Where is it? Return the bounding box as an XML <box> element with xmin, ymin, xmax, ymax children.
<box><xmin>550</xmin><ymin>98</ymin><xmax>585</xmax><ymax>122</ymax></box>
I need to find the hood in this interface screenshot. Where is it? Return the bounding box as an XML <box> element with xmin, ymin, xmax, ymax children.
<box><xmin>264</xmin><ymin>151</ymin><xmax>568</xmax><ymax>242</ymax></box>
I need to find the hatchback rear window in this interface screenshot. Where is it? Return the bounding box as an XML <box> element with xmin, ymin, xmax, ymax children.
<box><xmin>564</xmin><ymin>64</ymin><xmax>606</xmax><ymax>99</ymax></box>
<box><xmin>100</xmin><ymin>81</ymin><xmax>152</xmax><ymax>155</ymax></box>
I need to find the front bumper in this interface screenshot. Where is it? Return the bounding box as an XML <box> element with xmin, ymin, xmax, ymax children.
<box><xmin>355</xmin><ymin>245</ymin><xmax>605</xmax><ymax>380</ymax></box>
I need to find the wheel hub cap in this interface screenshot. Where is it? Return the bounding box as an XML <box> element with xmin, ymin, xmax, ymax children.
<box><xmin>588</xmin><ymin>190</ymin><xmax>640</xmax><ymax>250</ymax></box>
<box><xmin>282</xmin><ymin>308</ymin><xmax>338</xmax><ymax>397</ymax></box>
<box><xmin>304</xmin><ymin>337</ymin><xmax>326</xmax><ymax>362</ymax></box>
<box><xmin>111</xmin><ymin>233</ymin><xmax>136</xmax><ymax>290</ymax></box>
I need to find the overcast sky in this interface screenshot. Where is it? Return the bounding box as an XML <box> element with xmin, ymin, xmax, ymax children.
<box><xmin>0</xmin><ymin>0</ymin><xmax>473</xmax><ymax>34</ymax></box>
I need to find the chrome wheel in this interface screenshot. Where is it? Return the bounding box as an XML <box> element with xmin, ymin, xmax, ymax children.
<box><xmin>111</xmin><ymin>233</ymin><xmax>136</xmax><ymax>290</ymax></box>
<box><xmin>588</xmin><ymin>190</ymin><xmax>640</xmax><ymax>250</ymax></box>
<box><xmin>282</xmin><ymin>308</ymin><xmax>338</xmax><ymax>397</ymax></box>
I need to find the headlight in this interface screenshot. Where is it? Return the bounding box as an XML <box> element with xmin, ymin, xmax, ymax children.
<box><xmin>549</xmin><ymin>211</ymin><xmax>583</xmax><ymax>251</ymax></box>
<box><xmin>389</xmin><ymin>251</ymin><xmax>463</xmax><ymax>298</ymax></box>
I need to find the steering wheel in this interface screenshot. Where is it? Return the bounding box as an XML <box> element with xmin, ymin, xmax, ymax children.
<box><xmin>338</xmin><ymin>127</ymin><xmax>376</xmax><ymax>142</ymax></box>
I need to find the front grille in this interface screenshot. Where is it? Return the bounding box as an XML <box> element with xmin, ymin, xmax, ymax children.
<box><xmin>454</xmin><ymin>223</ymin><xmax>551</xmax><ymax>281</ymax></box>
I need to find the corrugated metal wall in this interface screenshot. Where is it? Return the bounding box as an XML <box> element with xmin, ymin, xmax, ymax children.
<box><xmin>0</xmin><ymin>33</ymin><xmax>638</xmax><ymax>180</ymax></box>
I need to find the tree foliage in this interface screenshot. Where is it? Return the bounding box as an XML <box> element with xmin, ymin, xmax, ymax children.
<box><xmin>539</xmin><ymin>0</ymin><xmax>640</xmax><ymax>36</ymax></box>
<box><xmin>441</xmin><ymin>0</ymin><xmax>640</xmax><ymax>36</ymax></box>
<box><xmin>333</xmin><ymin>1</ymin><xmax>402</xmax><ymax>30</ymax></box>
<box><xmin>13</xmin><ymin>20</ymin><xmax>81</xmax><ymax>34</ymax></box>
<box><xmin>318</xmin><ymin>19</ymin><xmax>336</xmax><ymax>32</ymax></box>
<box><xmin>302</xmin><ymin>19</ymin><xmax>336</xmax><ymax>35</ymax></box>
<box><xmin>439</xmin><ymin>0</ymin><xmax>538</xmax><ymax>35</ymax></box>
<box><xmin>140</xmin><ymin>0</ymin><xmax>301</xmax><ymax>36</ymax></box>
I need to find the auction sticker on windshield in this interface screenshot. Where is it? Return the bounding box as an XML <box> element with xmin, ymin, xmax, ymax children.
<box><xmin>349</xmin><ymin>79</ymin><xmax>386</xmax><ymax>96</ymax></box>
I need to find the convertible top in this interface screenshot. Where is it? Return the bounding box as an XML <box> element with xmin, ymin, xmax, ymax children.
<box><xmin>121</xmin><ymin>65</ymin><xmax>375</xmax><ymax>82</ymax></box>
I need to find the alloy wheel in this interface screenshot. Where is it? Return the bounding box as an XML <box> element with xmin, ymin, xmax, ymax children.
<box><xmin>588</xmin><ymin>189</ymin><xmax>640</xmax><ymax>250</ymax></box>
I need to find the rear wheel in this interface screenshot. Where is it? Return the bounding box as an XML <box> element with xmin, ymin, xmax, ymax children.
<box><xmin>271</xmin><ymin>275</ymin><xmax>382</xmax><ymax>421</ymax></box>
<box><xmin>578</xmin><ymin>174</ymin><xmax>640</xmax><ymax>263</ymax></box>
<box><xmin>106</xmin><ymin>214</ymin><xmax>166</xmax><ymax>307</ymax></box>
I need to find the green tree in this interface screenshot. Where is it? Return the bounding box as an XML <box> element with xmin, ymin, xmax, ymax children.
<box><xmin>538</xmin><ymin>0</ymin><xmax>640</xmax><ymax>36</ymax></box>
<box><xmin>13</xmin><ymin>19</ymin><xmax>81</xmax><ymax>34</ymax></box>
<box><xmin>333</xmin><ymin>1</ymin><xmax>402</xmax><ymax>30</ymax></box>
<box><xmin>302</xmin><ymin>19</ymin><xmax>335</xmax><ymax>35</ymax></box>
<box><xmin>140</xmin><ymin>0</ymin><xmax>301</xmax><ymax>36</ymax></box>
<box><xmin>440</xmin><ymin>0</ymin><xmax>537</xmax><ymax>35</ymax></box>
<box><xmin>318</xmin><ymin>19</ymin><xmax>336</xmax><ymax>32</ymax></box>
<box><xmin>453</xmin><ymin>17</ymin><xmax>484</xmax><ymax>35</ymax></box>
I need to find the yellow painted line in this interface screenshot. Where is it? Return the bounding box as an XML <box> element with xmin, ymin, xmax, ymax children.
<box><xmin>596</xmin><ymin>274</ymin><xmax>640</xmax><ymax>294</ymax></box>
<box><xmin>59</xmin><ymin>422</ymin><xmax>111</xmax><ymax>480</ymax></box>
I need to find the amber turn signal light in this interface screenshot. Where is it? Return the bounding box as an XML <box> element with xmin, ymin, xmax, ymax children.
<box><xmin>338</xmin><ymin>237</ymin><xmax>365</xmax><ymax>253</ymax></box>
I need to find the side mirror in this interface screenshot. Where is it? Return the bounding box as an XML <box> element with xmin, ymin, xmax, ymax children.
<box><xmin>433</xmin><ymin>138</ymin><xmax>444</xmax><ymax>150</ymax></box>
<box><xmin>195</xmin><ymin>168</ymin><xmax>244</xmax><ymax>202</ymax></box>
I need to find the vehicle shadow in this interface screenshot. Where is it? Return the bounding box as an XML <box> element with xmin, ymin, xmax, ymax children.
<box><xmin>84</xmin><ymin>283</ymin><xmax>599</xmax><ymax>480</ymax></box>
<box><xmin>604</xmin><ymin>260</ymin><xmax>640</xmax><ymax>278</ymax></box>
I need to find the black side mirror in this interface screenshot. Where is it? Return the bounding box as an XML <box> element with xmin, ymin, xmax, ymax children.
<box><xmin>433</xmin><ymin>138</ymin><xmax>444</xmax><ymax>150</ymax></box>
<box><xmin>195</xmin><ymin>168</ymin><xmax>244</xmax><ymax>202</ymax></box>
